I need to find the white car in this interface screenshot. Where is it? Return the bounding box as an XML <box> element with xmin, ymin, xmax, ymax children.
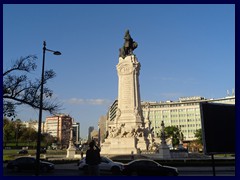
<box><xmin>78</xmin><ymin>156</ymin><xmax>124</xmax><ymax>175</ymax></box>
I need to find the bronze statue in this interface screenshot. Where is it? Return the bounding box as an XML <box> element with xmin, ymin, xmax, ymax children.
<box><xmin>119</xmin><ymin>30</ymin><xmax>138</xmax><ymax>59</ymax></box>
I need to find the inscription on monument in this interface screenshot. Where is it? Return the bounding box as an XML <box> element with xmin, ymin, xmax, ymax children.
<box><xmin>119</xmin><ymin>64</ymin><xmax>133</xmax><ymax>75</ymax></box>
<box><xmin>121</xmin><ymin>75</ymin><xmax>133</xmax><ymax>110</ymax></box>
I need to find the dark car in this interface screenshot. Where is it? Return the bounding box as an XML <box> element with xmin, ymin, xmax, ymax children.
<box><xmin>122</xmin><ymin>159</ymin><xmax>178</xmax><ymax>176</ymax></box>
<box><xmin>7</xmin><ymin>157</ymin><xmax>54</xmax><ymax>172</ymax></box>
<box><xmin>18</xmin><ymin>150</ymin><xmax>28</xmax><ymax>154</ymax></box>
<box><xmin>40</xmin><ymin>148</ymin><xmax>47</xmax><ymax>154</ymax></box>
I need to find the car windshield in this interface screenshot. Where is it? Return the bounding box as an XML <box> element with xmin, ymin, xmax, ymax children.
<box><xmin>101</xmin><ymin>157</ymin><xmax>112</xmax><ymax>163</ymax></box>
<box><xmin>81</xmin><ymin>156</ymin><xmax>112</xmax><ymax>163</ymax></box>
<box><xmin>128</xmin><ymin>160</ymin><xmax>161</xmax><ymax>167</ymax></box>
<box><xmin>16</xmin><ymin>157</ymin><xmax>35</xmax><ymax>163</ymax></box>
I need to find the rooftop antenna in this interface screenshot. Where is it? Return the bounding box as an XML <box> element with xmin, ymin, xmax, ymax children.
<box><xmin>227</xmin><ymin>90</ymin><xmax>230</xmax><ymax>96</ymax></box>
<box><xmin>232</xmin><ymin>88</ymin><xmax>235</xmax><ymax>96</ymax></box>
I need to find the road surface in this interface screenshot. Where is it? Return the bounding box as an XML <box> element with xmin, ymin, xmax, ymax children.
<box><xmin>3</xmin><ymin>163</ymin><xmax>235</xmax><ymax>176</ymax></box>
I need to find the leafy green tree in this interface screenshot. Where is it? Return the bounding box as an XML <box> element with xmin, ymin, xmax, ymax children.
<box><xmin>164</xmin><ymin>126</ymin><xmax>181</xmax><ymax>148</ymax></box>
<box><xmin>42</xmin><ymin>133</ymin><xmax>55</xmax><ymax>148</ymax></box>
<box><xmin>13</xmin><ymin>119</ymin><xmax>23</xmax><ymax>147</ymax></box>
<box><xmin>194</xmin><ymin>129</ymin><xmax>203</xmax><ymax>145</ymax></box>
<box><xmin>3</xmin><ymin>117</ymin><xmax>15</xmax><ymax>147</ymax></box>
<box><xmin>3</xmin><ymin>55</ymin><xmax>61</xmax><ymax>118</ymax></box>
<box><xmin>20</xmin><ymin>127</ymin><xmax>38</xmax><ymax>147</ymax></box>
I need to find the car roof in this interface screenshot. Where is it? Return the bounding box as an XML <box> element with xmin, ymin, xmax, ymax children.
<box><xmin>81</xmin><ymin>156</ymin><xmax>113</xmax><ymax>162</ymax></box>
<box><xmin>14</xmin><ymin>156</ymin><xmax>35</xmax><ymax>161</ymax></box>
<box><xmin>130</xmin><ymin>159</ymin><xmax>154</xmax><ymax>162</ymax></box>
<box><xmin>127</xmin><ymin>159</ymin><xmax>160</xmax><ymax>164</ymax></box>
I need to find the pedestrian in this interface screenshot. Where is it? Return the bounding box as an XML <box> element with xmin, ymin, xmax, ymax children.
<box><xmin>131</xmin><ymin>151</ymin><xmax>134</xmax><ymax>160</ymax></box>
<box><xmin>85</xmin><ymin>140</ymin><xmax>101</xmax><ymax>176</ymax></box>
<box><xmin>80</xmin><ymin>151</ymin><xmax>84</xmax><ymax>159</ymax></box>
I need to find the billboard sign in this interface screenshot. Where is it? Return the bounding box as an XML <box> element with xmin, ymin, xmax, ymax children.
<box><xmin>200</xmin><ymin>103</ymin><xmax>235</xmax><ymax>155</ymax></box>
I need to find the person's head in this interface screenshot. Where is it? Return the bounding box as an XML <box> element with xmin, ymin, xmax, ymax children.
<box><xmin>89</xmin><ymin>140</ymin><xmax>96</xmax><ymax>148</ymax></box>
<box><xmin>89</xmin><ymin>141</ymin><xmax>94</xmax><ymax>149</ymax></box>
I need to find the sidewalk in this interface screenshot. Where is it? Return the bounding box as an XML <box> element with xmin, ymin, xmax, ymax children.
<box><xmin>54</xmin><ymin>162</ymin><xmax>235</xmax><ymax>172</ymax></box>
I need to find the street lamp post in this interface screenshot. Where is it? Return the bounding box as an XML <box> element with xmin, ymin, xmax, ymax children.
<box><xmin>35</xmin><ymin>41</ymin><xmax>61</xmax><ymax>176</ymax></box>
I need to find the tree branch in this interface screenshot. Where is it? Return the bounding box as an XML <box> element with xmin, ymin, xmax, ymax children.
<box><xmin>3</xmin><ymin>55</ymin><xmax>61</xmax><ymax>117</ymax></box>
<box><xmin>3</xmin><ymin>55</ymin><xmax>37</xmax><ymax>76</ymax></box>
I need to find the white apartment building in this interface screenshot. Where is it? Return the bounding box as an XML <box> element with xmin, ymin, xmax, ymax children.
<box><xmin>22</xmin><ymin>120</ymin><xmax>45</xmax><ymax>132</ymax></box>
<box><xmin>141</xmin><ymin>96</ymin><xmax>235</xmax><ymax>141</ymax></box>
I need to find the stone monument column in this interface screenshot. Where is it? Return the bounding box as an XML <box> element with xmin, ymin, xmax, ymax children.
<box><xmin>101</xmin><ymin>30</ymin><xmax>150</xmax><ymax>155</ymax></box>
<box><xmin>66</xmin><ymin>128</ymin><xmax>76</xmax><ymax>158</ymax></box>
<box><xmin>158</xmin><ymin>121</ymin><xmax>171</xmax><ymax>158</ymax></box>
<box><xmin>116</xmin><ymin>55</ymin><xmax>143</xmax><ymax>127</ymax></box>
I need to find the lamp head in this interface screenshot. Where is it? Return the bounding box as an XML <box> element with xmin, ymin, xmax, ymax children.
<box><xmin>53</xmin><ymin>51</ymin><xmax>61</xmax><ymax>55</ymax></box>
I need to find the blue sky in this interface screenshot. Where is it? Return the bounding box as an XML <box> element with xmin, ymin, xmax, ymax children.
<box><xmin>3</xmin><ymin>4</ymin><xmax>235</xmax><ymax>139</ymax></box>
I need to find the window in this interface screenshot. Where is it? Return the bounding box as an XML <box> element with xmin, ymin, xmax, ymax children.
<box><xmin>145</xmin><ymin>161</ymin><xmax>159</xmax><ymax>167</ymax></box>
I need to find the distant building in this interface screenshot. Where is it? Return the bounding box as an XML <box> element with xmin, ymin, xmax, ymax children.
<box><xmin>45</xmin><ymin>114</ymin><xmax>73</xmax><ymax>148</ymax></box>
<box><xmin>98</xmin><ymin>115</ymin><xmax>107</xmax><ymax>144</ymax></box>
<box><xmin>22</xmin><ymin>120</ymin><xmax>45</xmax><ymax>132</ymax></box>
<box><xmin>88</xmin><ymin>126</ymin><xmax>94</xmax><ymax>142</ymax></box>
<box><xmin>142</xmin><ymin>96</ymin><xmax>235</xmax><ymax>141</ymax></box>
<box><xmin>105</xmin><ymin>100</ymin><xmax>119</xmax><ymax>133</ymax></box>
<box><xmin>72</xmin><ymin>122</ymin><xmax>80</xmax><ymax>145</ymax></box>
<box><xmin>90</xmin><ymin>129</ymin><xmax>99</xmax><ymax>145</ymax></box>
<box><xmin>108</xmin><ymin>100</ymin><xmax>118</xmax><ymax>123</ymax></box>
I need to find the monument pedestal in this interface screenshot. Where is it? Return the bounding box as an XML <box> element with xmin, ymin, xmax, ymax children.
<box><xmin>158</xmin><ymin>144</ymin><xmax>171</xmax><ymax>159</ymax></box>
<box><xmin>66</xmin><ymin>128</ymin><xmax>76</xmax><ymax>158</ymax></box>
<box><xmin>66</xmin><ymin>146</ymin><xmax>76</xmax><ymax>158</ymax></box>
<box><xmin>157</xmin><ymin>121</ymin><xmax>171</xmax><ymax>159</ymax></box>
<box><xmin>101</xmin><ymin>137</ymin><xmax>138</xmax><ymax>154</ymax></box>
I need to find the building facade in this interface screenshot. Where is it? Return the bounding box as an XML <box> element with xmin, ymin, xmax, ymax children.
<box><xmin>45</xmin><ymin>114</ymin><xmax>73</xmax><ymax>148</ymax></box>
<box><xmin>22</xmin><ymin>120</ymin><xmax>45</xmax><ymax>132</ymax></box>
<box><xmin>101</xmin><ymin>96</ymin><xmax>235</xmax><ymax>143</ymax></box>
<box><xmin>142</xmin><ymin>96</ymin><xmax>235</xmax><ymax>141</ymax></box>
<box><xmin>108</xmin><ymin>100</ymin><xmax>118</xmax><ymax>123</ymax></box>
<box><xmin>98</xmin><ymin>115</ymin><xmax>107</xmax><ymax>144</ymax></box>
<box><xmin>88</xmin><ymin>126</ymin><xmax>94</xmax><ymax>142</ymax></box>
<box><xmin>72</xmin><ymin>122</ymin><xmax>80</xmax><ymax>145</ymax></box>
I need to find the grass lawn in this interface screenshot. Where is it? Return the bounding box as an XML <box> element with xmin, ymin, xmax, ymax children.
<box><xmin>3</xmin><ymin>149</ymin><xmax>67</xmax><ymax>161</ymax></box>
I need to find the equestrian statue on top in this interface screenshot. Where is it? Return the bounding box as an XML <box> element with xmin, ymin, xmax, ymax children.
<box><xmin>119</xmin><ymin>29</ymin><xmax>138</xmax><ymax>59</ymax></box>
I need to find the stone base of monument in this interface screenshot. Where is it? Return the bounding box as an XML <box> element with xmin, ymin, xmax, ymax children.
<box><xmin>101</xmin><ymin>137</ymin><xmax>139</xmax><ymax>155</ymax></box>
<box><xmin>136</xmin><ymin>137</ymin><xmax>149</xmax><ymax>151</ymax></box>
<box><xmin>158</xmin><ymin>144</ymin><xmax>171</xmax><ymax>159</ymax></box>
<box><xmin>66</xmin><ymin>146</ymin><xmax>76</xmax><ymax>158</ymax></box>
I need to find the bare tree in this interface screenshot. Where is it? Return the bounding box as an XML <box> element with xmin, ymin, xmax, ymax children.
<box><xmin>3</xmin><ymin>55</ymin><xmax>61</xmax><ymax>118</ymax></box>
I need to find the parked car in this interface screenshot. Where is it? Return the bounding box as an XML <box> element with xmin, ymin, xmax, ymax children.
<box><xmin>18</xmin><ymin>150</ymin><xmax>28</xmax><ymax>155</ymax></box>
<box><xmin>7</xmin><ymin>157</ymin><xmax>54</xmax><ymax>172</ymax></box>
<box><xmin>122</xmin><ymin>159</ymin><xmax>178</xmax><ymax>176</ymax></box>
<box><xmin>40</xmin><ymin>148</ymin><xmax>47</xmax><ymax>154</ymax></box>
<box><xmin>78</xmin><ymin>156</ymin><xmax>124</xmax><ymax>175</ymax></box>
